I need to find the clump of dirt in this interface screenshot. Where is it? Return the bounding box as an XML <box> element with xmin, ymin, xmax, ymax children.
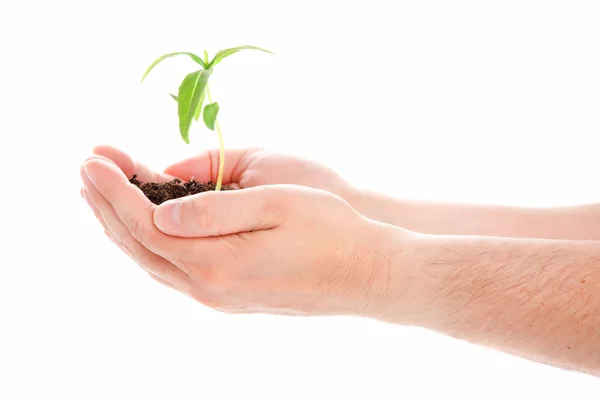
<box><xmin>130</xmin><ymin>175</ymin><xmax>232</xmax><ymax>205</ymax></box>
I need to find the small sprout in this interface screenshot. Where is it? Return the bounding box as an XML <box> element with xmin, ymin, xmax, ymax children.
<box><xmin>203</xmin><ymin>102</ymin><xmax>220</xmax><ymax>131</ymax></box>
<box><xmin>141</xmin><ymin>46</ymin><xmax>273</xmax><ymax>191</ymax></box>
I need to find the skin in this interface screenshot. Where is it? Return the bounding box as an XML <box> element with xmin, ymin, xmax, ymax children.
<box><xmin>80</xmin><ymin>145</ymin><xmax>600</xmax><ymax>376</ymax></box>
<box><xmin>347</xmin><ymin>190</ymin><xmax>600</xmax><ymax>240</ymax></box>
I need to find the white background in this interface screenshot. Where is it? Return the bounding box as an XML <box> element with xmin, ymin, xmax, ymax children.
<box><xmin>1</xmin><ymin>0</ymin><xmax>600</xmax><ymax>404</ymax></box>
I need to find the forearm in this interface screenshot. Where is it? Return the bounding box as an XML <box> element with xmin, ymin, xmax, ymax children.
<box><xmin>347</xmin><ymin>188</ymin><xmax>600</xmax><ymax>240</ymax></box>
<box><xmin>379</xmin><ymin>229</ymin><xmax>600</xmax><ymax>375</ymax></box>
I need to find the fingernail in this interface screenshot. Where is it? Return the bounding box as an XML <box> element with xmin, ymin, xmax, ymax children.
<box><xmin>83</xmin><ymin>162</ymin><xmax>98</xmax><ymax>187</ymax></box>
<box><xmin>82</xmin><ymin>188</ymin><xmax>95</xmax><ymax>210</ymax></box>
<box><xmin>154</xmin><ymin>199</ymin><xmax>182</xmax><ymax>231</ymax></box>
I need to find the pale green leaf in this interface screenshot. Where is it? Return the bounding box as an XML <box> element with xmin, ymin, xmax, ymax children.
<box><xmin>203</xmin><ymin>102</ymin><xmax>220</xmax><ymax>131</ymax></box>
<box><xmin>208</xmin><ymin>45</ymin><xmax>273</xmax><ymax>68</ymax></box>
<box><xmin>193</xmin><ymin>89</ymin><xmax>206</xmax><ymax>121</ymax></box>
<box><xmin>204</xmin><ymin>49</ymin><xmax>209</xmax><ymax>65</ymax></box>
<box><xmin>177</xmin><ymin>70</ymin><xmax>211</xmax><ymax>143</ymax></box>
<box><xmin>141</xmin><ymin>52</ymin><xmax>206</xmax><ymax>83</ymax></box>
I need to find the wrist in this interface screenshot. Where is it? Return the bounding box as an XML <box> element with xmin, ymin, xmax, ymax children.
<box><xmin>353</xmin><ymin>220</ymin><xmax>427</xmax><ymax>325</ymax></box>
<box><xmin>342</xmin><ymin>186</ymin><xmax>405</xmax><ymax>227</ymax></box>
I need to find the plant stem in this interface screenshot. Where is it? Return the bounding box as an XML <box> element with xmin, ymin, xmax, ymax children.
<box><xmin>214</xmin><ymin>120</ymin><xmax>225</xmax><ymax>192</ymax></box>
<box><xmin>206</xmin><ymin>84</ymin><xmax>225</xmax><ymax>192</ymax></box>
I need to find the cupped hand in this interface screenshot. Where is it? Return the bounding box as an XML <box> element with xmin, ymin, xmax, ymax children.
<box><xmin>80</xmin><ymin>147</ymin><xmax>194</xmax><ymax>295</ymax></box>
<box><xmin>79</xmin><ymin>144</ymin><xmax>354</xmax><ymax>301</ymax></box>
<box><xmin>162</xmin><ymin>146</ymin><xmax>352</xmax><ymax>198</ymax></box>
<box><xmin>81</xmin><ymin>153</ymin><xmax>410</xmax><ymax>317</ymax></box>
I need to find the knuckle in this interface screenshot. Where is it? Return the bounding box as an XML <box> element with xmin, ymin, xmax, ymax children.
<box><xmin>205</xmin><ymin>268</ymin><xmax>231</xmax><ymax>291</ymax></box>
<box><xmin>128</xmin><ymin>215</ymin><xmax>158</xmax><ymax>247</ymax></box>
<box><xmin>128</xmin><ymin>217</ymin><xmax>146</xmax><ymax>241</ymax></box>
<box><xmin>195</xmin><ymin>265</ymin><xmax>239</xmax><ymax>295</ymax></box>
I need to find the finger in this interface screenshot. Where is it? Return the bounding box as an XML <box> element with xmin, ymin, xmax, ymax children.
<box><xmin>83</xmin><ymin>174</ymin><xmax>198</xmax><ymax>294</ymax></box>
<box><xmin>148</xmin><ymin>272</ymin><xmax>181</xmax><ymax>293</ymax></box>
<box><xmin>163</xmin><ymin>148</ymin><xmax>259</xmax><ymax>184</ymax></box>
<box><xmin>91</xmin><ymin>144</ymin><xmax>174</xmax><ymax>183</ymax></box>
<box><xmin>82</xmin><ymin>159</ymin><xmax>178</xmax><ymax>252</ymax></box>
<box><xmin>83</xmin><ymin>152</ymin><xmax>160</xmax><ymax>185</ymax></box>
<box><xmin>153</xmin><ymin>185</ymin><xmax>294</xmax><ymax>237</ymax></box>
<box><xmin>82</xmin><ymin>187</ymin><xmax>108</xmax><ymax>229</ymax></box>
<box><xmin>103</xmin><ymin>229</ymin><xmax>191</xmax><ymax>296</ymax></box>
<box><xmin>105</xmin><ymin>228</ymin><xmax>195</xmax><ymax>294</ymax></box>
<box><xmin>102</xmin><ymin>216</ymin><xmax>240</xmax><ymax>311</ymax></box>
<box><xmin>81</xmin><ymin>159</ymin><xmax>214</xmax><ymax>269</ymax></box>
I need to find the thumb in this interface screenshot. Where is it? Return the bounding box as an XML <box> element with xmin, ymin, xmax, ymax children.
<box><xmin>153</xmin><ymin>186</ymin><xmax>287</xmax><ymax>237</ymax></box>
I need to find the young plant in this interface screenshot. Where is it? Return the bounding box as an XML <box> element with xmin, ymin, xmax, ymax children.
<box><xmin>141</xmin><ymin>45</ymin><xmax>273</xmax><ymax>191</ymax></box>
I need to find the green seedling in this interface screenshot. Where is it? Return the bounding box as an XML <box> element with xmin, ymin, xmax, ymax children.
<box><xmin>141</xmin><ymin>46</ymin><xmax>273</xmax><ymax>191</ymax></box>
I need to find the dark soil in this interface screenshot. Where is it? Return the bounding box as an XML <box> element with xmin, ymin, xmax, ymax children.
<box><xmin>130</xmin><ymin>175</ymin><xmax>232</xmax><ymax>205</ymax></box>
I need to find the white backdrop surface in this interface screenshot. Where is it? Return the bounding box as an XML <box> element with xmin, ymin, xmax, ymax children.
<box><xmin>1</xmin><ymin>1</ymin><xmax>599</xmax><ymax>404</ymax></box>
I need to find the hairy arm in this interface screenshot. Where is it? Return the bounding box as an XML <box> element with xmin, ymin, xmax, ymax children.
<box><xmin>347</xmin><ymin>188</ymin><xmax>600</xmax><ymax>240</ymax></box>
<box><xmin>380</xmin><ymin>230</ymin><xmax>600</xmax><ymax>375</ymax></box>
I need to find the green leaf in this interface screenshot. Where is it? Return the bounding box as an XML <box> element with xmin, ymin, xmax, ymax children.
<box><xmin>204</xmin><ymin>49</ymin><xmax>209</xmax><ymax>65</ymax></box>
<box><xmin>193</xmin><ymin>88</ymin><xmax>206</xmax><ymax>121</ymax></box>
<box><xmin>177</xmin><ymin>70</ymin><xmax>211</xmax><ymax>143</ymax></box>
<box><xmin>208</xmin><ymin>45</ymin><xmax>273</xmax><ymax>68</ymax></box>
<box><xmin>141</xmin><ymin>52</ymin><xmax>206</xmax><ymax>83</ymax></box>
<box><xmin>203</xmin><ymin>102</ymin><xmax>220</xmax><ymax>131</ymax></box>
<box><xmin>170</xmin><ymin>93</ymin><xmax>178</xmax><ymax>101</ymax></box>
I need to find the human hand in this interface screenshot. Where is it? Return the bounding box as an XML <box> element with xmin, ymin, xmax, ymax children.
<box><xmin>87</xmin><ymin>145</ymin><xmax>398</xmax><ymax>227</ymax></box>
<box><xmin>80</xmin><ymin>150</ymin><xmax>190</xmax><ymax>294</ymax></box>
<box><xmin>80</xmin><ymin>144</ymin><xmax>352</xmax><ymax>299</ymax></box>
<box><xmin>81</xmin><ymin>156</ymin><xmax>415</xmax><ymax>318</ymax></box>
<box><xmin>162</xmin><ymin>146</ymin><xmax>352</xmax><ymax>198</ymax></box>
